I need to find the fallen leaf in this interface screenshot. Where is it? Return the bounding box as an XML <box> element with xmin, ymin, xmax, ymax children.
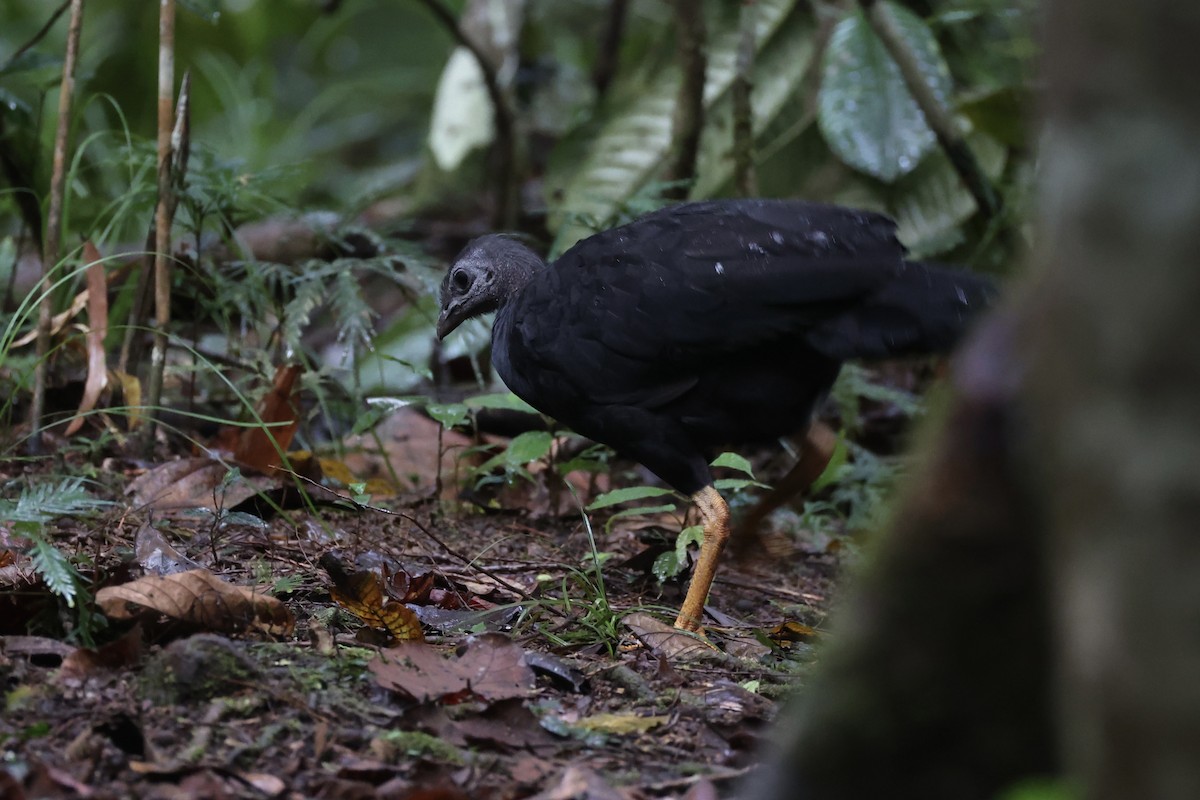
<box><xmin>234</xmin><ymin>363</ymin><xmax>302</xmax><ymax>473</ymax></box>
<box><xmin>324</xmin><ymin>557</ymin><xmax>424</xmax><ymax>642</ymax></box>
<box><xmin>622</xmin><ymin>612</ymin><xmax>717</xmax><ymax>662</ymax></box>
<box><xmin>370</xmin><ymin>634</ymin><xmax>535</xmax><ymax>704</ymax></box>
<box><xmin>109</xmin><ymin>370</ymin><xmax>143</xmax><ymax>429</ymax></box>
<box><xmin>768</xmin><ymin>620</ymin><xmax>818</xmax><ymax>646</ymax></box>
<box><xmin>9</xmin><ymin>281</ymin><xmax>89</xmax><ymax>348</ymax></box>
<box><xmin>58</xmin><ymin>624</ymin><xmax>145</xmax><ymax>678</ymax></box>
<box><xmin>64</xmin><ymin>242</ymin><xmax>108</xmax><ymax>437</ymax></box>
<box><xmin>575</xmin><ymin>712</ymin><xmax>668</xmax><ymax>735</ymax></box>
<box><xmin>126</xmin><ymin>458</ymin><xmax>271</xmax><ymax>511</ymax></box>
<box><xmin>525</xmin><ymin>766</ymin><xmax>628</xmax><ymax>800</ymax></box>
<box><xmin>96</xmin><ymin>569</ymin><xmax>293</xmax><ymax>636</ymax></box>
<box><xmin>135</xmin><ymin>522</ymin><xmax>202</xmax><ymax>575</ymax></box>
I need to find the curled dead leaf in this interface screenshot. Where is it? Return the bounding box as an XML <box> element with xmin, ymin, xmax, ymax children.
<box><xmin>96</xmin><ymin>569</ymin><xmax>293</xmax><ymax>636</ymax></box>
<box><xmin>327</xmin><ymin>565</ymin><xmax>424</xmax><ymax>642</ymax></box>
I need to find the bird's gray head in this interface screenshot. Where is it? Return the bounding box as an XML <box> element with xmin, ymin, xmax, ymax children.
<box><xmin>436</xmin><ymin>234</ymin><xmax>545</xmax><ymax>339</ymax></box>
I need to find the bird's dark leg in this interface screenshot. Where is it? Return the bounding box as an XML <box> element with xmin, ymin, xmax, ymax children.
<box><xmin>674</xmin><ymin>484</ymin><xmax>731</xmax><ymax>632</ymax></box>
<box><xmin>731</xmin><ymin>422</ymin><xmax>839</xmax><ymax>556</ymax></box>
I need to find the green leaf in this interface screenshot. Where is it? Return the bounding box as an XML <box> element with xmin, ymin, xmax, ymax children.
<box><xmin>0</xmin><ymin>51</ymin><xmax>63</xmax><ymax>79</ymax></box>
<box><xmin>890</xmin><ymin>129</ymin><xmax>1007</xmax><ymax>256</ymax></box>
<box><xmin>179</xmin><ymin>0</ymin><xmax>221</xmax><ymax>24</ymax></box>
<box><xmin>464</xmin><ymin>392</ymin><xmax>539</xmax><ymax>413</ymax></box>
<box><xmin>691</xmin><ymin>5</ymin><xmax>821</xmax><ymax>198</ymax></box>
<box><xmin>29</xmin><ymin>536</ymin><xmax>77</xmax><ymax>609</ymax></box>
<box><xmin>811</xmin><ymin>436</ymin><xmax>850</xmax><ymax>492</ymax></box>
<box><xmin>0</xmin><ymin>478</ymin><xmax>109</xmax><ymax>524</ymax></box>
<box><xmin>713</xmin><ymin>477</ymin><xmax>769</xmax><ymax>492</ymax></box>
<box><xmin>546</xmin><ymin>0</ymin><xmax>804</xmax><ymax>248</ymax></box>
<box><xmin>651</xmin><ymin>526</ymin><xmax>705</xmax><ymax>582</ymax></box>
<box><xmin>674</xmin><ymin>525</ymin><xmax>705</xmax><ymax>564</ymax></box>
<box><xmin>710</xmin><ymin>452</ymin><xmax>756</xmax><ymax>477</ymax></box>
<box><xmin>426</xmin><ymin>402</ymin><xmax>470</xmax><ymax>429</ymax></box>
<box><xmin>818</xmin><ymin>3</ymin><xmax>953</xmax><ymax>181</ymax></box>
<box><xmin>503</xmin><ymin>431</ymin><xmax>554</xmax><ymax>465</ymax></box>
<box><xmin>652</xmin><ymin>550</ymin><xmax>682</xmax><ymax>582</ymax></box>
<box><xmin>587</xmin><ymin>485</ymin><xmax>678</xmax><ymax>511</ymax></box>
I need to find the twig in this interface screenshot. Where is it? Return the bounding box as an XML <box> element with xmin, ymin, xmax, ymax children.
<box><xmin>29</xmin><ymin>0</ymin><xmax>84</xmax><ymax>453</ymax></box>
<box><xmin>120</xmin><ymin>73</ymin><xmax>189</xmax><ymax>378</ymax></box>
<box><xmin>859</xmin><ymin>0</ymin><xmax>1000</xmax><ymax>218</ymax></box>
<box><xmin>731</xmin><ymin>0</ymin><xmax>758</xmax><ymax>197</ymax></box>
<box><xmin>285</xmin><ymin>470</ymin><xmax>537</xmax><ymax>603</ymax></box>
<box><xmin>666</xmin><ymin>0</ymin><xmax>707</xmax><ymax>198</ymax></box>
<box><xmin>1</xmin><ymin>0</ymin><xmax>71</xmax><ymax>73</ymax></box>
<box><xmin>592</xmin><ymin>0</ymin><xmax>629</xmax><ymax>102</ymax></box>
<box><xmin>142</xmin><ymin>0</ymin><xmax>178</xmax><ymax>453</ymax></box>
<box><xmin>412</xmin><ymin>0</ymin><xmax>519</xmax><ymax>229</ymax></box>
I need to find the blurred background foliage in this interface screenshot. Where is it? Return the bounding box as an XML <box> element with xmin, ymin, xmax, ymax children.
<box><xmin>1</xmin><ymin>0</ymin><xmax>1036</xmax><ymax>241</ymax></box>
<box><xmin>0</xmin><ymin>0</ymin><xmax>1037</xmax><ymax>406</ymax></box>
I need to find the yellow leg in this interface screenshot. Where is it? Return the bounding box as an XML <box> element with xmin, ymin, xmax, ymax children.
<box><xmin>673</xmin><ymin>485</ymin><xmax>731</xmax><ymax>632</ymax></box>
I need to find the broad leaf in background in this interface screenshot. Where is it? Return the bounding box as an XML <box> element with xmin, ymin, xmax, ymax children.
<box><xmin>429</xmin><ymin>49</ymin><xmax>497</xmax><ymax>171</ymax></box>
<box><xmin>890</xmin><ymin>129</ymin><xmax>1006</xmax><ymax>256</ymax></box>
<box><xmin>690</xmin><ymin>6</ymin><xmax>819</xmax><ymax>198</ymax></box>
<box><xmin>546</xmin><ymin>0</ymin><xmax>801</xmax><ymax>250</ymax></box>
<box><xmin>818</xmin><ymin>2</ymin><xmax>953</xmax><ymax>182</ymax></box>
<box><xmin>427</xmin><ymin>0</ymin><xmax>525</xmax><ymax>171</ymax></box>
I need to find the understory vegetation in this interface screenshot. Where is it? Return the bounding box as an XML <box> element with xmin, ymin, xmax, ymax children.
<box><xmin>0</xmin><ymin>1</ymin><xmax>1035</xmax><ymax>797</ymax></box>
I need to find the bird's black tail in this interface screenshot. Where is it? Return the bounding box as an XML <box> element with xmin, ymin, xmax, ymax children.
<box><xmin>807</xmin><ymin>261</ymin><xmax>997</xmax><ymax>361</ymax></box>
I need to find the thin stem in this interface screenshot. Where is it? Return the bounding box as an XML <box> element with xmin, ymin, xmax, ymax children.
<box><xmin>30</xmin><ymin>0</ymin><xmax>85</xmax><ymax>453</ymax></box>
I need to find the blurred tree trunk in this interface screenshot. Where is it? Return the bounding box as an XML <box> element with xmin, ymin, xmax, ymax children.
<box><xmin>1028</xmin><ymin>0</ymin><xmax>1200</xmax><ymax>796</ymax></box>
<box><xmin>746</xmin><ymin>0</ymin><xmax>1200</xmax><ymax>798</ymax></box>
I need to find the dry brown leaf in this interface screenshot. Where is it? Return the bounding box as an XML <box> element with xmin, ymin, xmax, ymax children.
<box><xmin>328</xmin><ymin>568</ymin><xmax>424</xmax><ymax>642</ymax></box>
<box><xmin>339</xmin><ymin>407</ymin><xmax>481</xmax><ymax>498</ymax></box>
<box><xmin>525</xmin><ymin>766</ymin><xmax>629</xmax><ymax>800</ymax></box>
<box><xmin>9</xmin><ymin>281</ymin><xmax>90</xmax><ymax>348</ymax></box>
<box><xmin>369</xmin><ymin>634</ymin><xmax>535</xmax><ymax>704</ymax></box>
<box><xmin>126</xmin><ymin>457</ymin><xmax>269</xmax><ymax>511</ymax></box>
<box><xmin>135</xmin><ymin>522</ymin><xmax>202</xmax><ymax>575</ymax></box>
<box><xmin>622</xmin><ymin>612</ymin><xmax>716</xmax><ymax>662</ymax></box>
<box><xmin>234</xmin><ymin>363</ymin><xmax>302</xmax><ymax>473</ymax></box>
<box><xmin>64</xmin><ymin>242</ymin><xmax>109</xmax><ymax>436</ymax></box>
<box><xmin>58</xmin><ymin>624</ymin><xmax>145</xmax><ymax>678</ymax></box>
<box><xmin>96</xmin><ymin>569</ymin><xmax>293</xmax><ymax>636</ymax></box>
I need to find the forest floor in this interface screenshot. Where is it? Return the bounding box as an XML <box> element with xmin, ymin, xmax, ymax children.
<box><xmin>0</xmin><ymin>404</ymin><xmax>851</xmax><ymax>800</ymax></box>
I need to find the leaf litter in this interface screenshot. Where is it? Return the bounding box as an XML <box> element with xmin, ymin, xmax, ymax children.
<box><xmin>0</xmin><ymin>403</ymin><xmax>841</xmax><ymax>798</ymax></box>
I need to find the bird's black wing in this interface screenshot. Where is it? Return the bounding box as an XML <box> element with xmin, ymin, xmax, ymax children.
<box><xmin>498</xmin><ymin>200</ymin><xmax>909</xmax><ymax>410</ymax></box>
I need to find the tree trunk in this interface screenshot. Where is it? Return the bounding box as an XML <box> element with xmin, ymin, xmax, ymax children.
<box><xmin>1028</xmin><ymin>1</ymin><xmax>1200</xmax><ymax>795</ymax></box>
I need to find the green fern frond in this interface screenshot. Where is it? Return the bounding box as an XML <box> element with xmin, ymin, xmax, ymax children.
<box><xmin>0</xmin><ymin>477</ymin><xmax>110</xmax><ymax>524</ymax></box>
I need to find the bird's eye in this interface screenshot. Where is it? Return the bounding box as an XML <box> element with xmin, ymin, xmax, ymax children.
<box><xmin>452</xmin><ymin>270</ymin><xmax>471</xmax><ymax>292</ymax></box>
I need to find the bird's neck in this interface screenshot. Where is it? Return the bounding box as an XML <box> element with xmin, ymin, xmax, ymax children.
<box><xmin>490</xmin><ymin>239</ymin><xmax>546</xmax><ymax>306</ymax></box>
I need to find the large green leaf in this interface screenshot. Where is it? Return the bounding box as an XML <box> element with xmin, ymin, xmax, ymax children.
<box><xmin>546</xmin><ymin>0</ymin><xmax>803</xmax><ymax>249</ymax></box>
<box><xmin>690</xmin><ymin>7</ymin><xmax>819</xmax><ymax>198</ymax></box>
<box><xmin>889</xmin><ymin>130</ymin><xmax>1007</xmax><ymax>256</ymax></box>
<box><xmin>818</xmin><ymin>3</ymin><xmax>953</xmax><ymax>182</ymax></box>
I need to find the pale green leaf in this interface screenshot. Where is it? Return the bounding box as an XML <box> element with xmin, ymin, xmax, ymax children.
<box><xmin>710</xmin><ymin>452</ymin><xmax>756</xmax><ymax>477</ymax></box>
<box><xmin>587</xmin><ymin>485</ymin><xmax>678</xmax><ymax>511</ymax></box>
<box><xmin>547</xmin><ymin>0</ymin><xmax>803</xmax><ymax>248</ymax></box>
<box><xmin>465</xmin><ymin>392</ymin><xmax>539</xmax><ymax>413</ymax></box>
<box><xmin>503</xmin><ymin>431</ymin><xmax>554</xmax><ymax>465</ymax></box>
<box><xmin>818</xmin><ymin>3</ymin><xmax>953</xmax><ymax>181</ymax></box>
<box><xmin>426</xmin><ymin>402</ymin><xmax>470</xmax><ymax>429</ymax></box>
